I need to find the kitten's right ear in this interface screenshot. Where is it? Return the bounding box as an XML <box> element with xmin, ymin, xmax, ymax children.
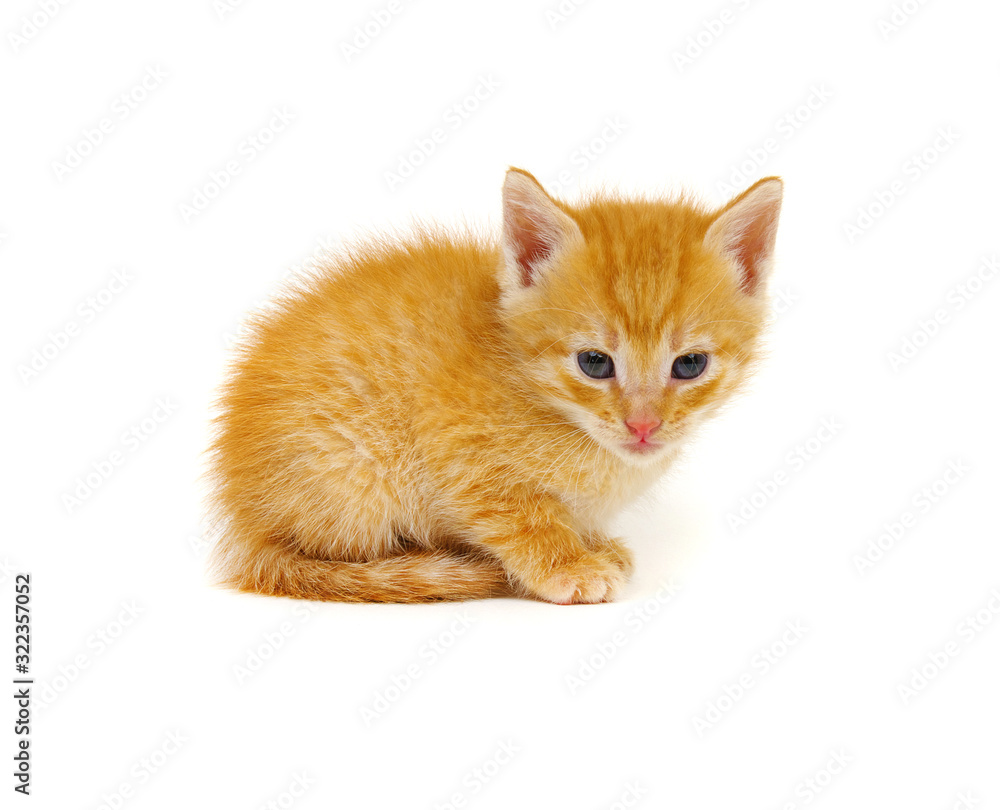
<box><xmin>500</xmin><ymin>168</ymin><xmax>583</xmax><ymax>292</ymax></box>
<box><xmin>704</xmin><ymin>176</ymin><xmax>783</xmax><ymax>296</ymax></box>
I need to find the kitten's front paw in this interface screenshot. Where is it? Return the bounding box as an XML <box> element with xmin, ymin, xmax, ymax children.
<box><xmin>583</xmin><ymin>533</ymin><xmax>634</xmax><ymax>578</ymax></box>
<box><xmin>520</xmin><ymin>551</ymin><xmax>628</xmax><ymax>605</ymax></box>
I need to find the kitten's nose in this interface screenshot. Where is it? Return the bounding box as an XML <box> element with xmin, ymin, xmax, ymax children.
<box><xmin>625</xmin><ymin>416</ymin><xmax>662</xmax><ymax>441</ymax></box>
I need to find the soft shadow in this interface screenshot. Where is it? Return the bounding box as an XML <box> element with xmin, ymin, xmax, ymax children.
<box><xmin>611</xmin><ymin>472</ymin><xmax>715</xmax><ymax>601</ymax></box>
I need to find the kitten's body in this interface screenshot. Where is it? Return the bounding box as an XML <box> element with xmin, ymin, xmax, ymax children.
<box><xmin>208</xmin><ymin>170</ymin><xmax>782</xmax><ymax>603</ymax></box>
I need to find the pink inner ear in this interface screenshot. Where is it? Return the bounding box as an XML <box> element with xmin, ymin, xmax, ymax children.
<box><xmin>707</xmin><ymin>179</ymin><xmax>782</xmax><ymax>296</ymax></box>
<box><xmin>510</xmin><ymin>214</ymin><xmax>555</xmax><ymax>287</ymax></box>
<box><xmin>731</xmin><ymin>220</ymin><xmax>772</xmax><ymax>294</ymax></box>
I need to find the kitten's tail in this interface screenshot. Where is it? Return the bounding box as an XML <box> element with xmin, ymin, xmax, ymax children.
<box><xmin>208</xmin><ymin>531</ymin><xmax>512</xmax><ymax>603</ymax></box>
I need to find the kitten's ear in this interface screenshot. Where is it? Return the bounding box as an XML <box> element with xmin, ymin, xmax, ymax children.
<box><xmin>704</xmin><ymin>177</ymin><xmax>783</xmax><ymax>295</ymax></box>
<box><xmin>500</xmin><ymin>168</ymin><xmax>584</xmax><ymax>290</ymax></box>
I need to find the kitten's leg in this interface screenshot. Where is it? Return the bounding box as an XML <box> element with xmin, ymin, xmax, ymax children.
<box><xmin>462</xmin><ymin>495</ymin><xmax>629</xmax><ymax>604</ymax></box>
<box><xmin>582</xmin><ymin>532</ymin><xmax>635</xmax><ymax>579</ymax></box>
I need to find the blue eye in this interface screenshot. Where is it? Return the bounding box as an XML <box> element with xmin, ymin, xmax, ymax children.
<box><xmin>578</xmin><ymin>351</ymin><xmax>615</xmax><ymax>379</ymax></box>
<box><xmin>670</xmin><ymin>352</ymin><xmax>708</xmax><ymax>380</ymax></box>
<box><xmin>671</xmin><ymin>353</ymin><xmax>709</xmax><ymax>380</ymax></box>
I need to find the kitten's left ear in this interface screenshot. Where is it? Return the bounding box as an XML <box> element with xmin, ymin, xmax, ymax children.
<box><xmin>704</xmin><ymin>177</ymin><xmax>783</xmax><ymax>295</ymax></box>
<box><xmin>500</xmin><ymin>168</ymin><xmax>584</xmax><ymax>293</ymax></box>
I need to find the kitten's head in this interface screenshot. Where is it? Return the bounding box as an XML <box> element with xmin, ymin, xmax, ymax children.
<box><xmin>498</xmin><ymin>168</ymin><xmax>782</xmax><ymax>467</ymax></box>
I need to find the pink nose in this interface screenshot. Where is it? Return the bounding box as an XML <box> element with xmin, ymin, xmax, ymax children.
<box><xmin>625</xmin><ymin>416</ymin><xmax>662</xmax><ymax>441</ymax></box>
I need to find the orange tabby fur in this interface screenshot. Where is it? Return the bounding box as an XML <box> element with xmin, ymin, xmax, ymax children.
<box><xmin>207</xmin><ymin>169</ymin><xmax>782</xmax><ymax>603</ymax></box>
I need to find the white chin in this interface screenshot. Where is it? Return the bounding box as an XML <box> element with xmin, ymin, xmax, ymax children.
<box><xmin>612</xmin><ymin>441</ymin><xmax>667</xmax><ymax>465</ymax></box>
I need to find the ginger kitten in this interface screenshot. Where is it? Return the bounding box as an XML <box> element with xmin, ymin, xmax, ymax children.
<box><xmin>207</xmin><ymin>168</ymin><xmax>782</xmax><ymax>604</ymax></box>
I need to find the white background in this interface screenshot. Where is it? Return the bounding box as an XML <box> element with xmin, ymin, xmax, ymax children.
<box><xmin>4</xmin><ymin>0</ymin><xmax>999</xmax><ymax>807</ymax></box>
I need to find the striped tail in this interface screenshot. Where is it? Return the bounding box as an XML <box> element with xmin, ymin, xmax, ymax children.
<box><xmin>209</xmin><ymin>531</ymin><xmax>512</xmax><ymax>603</ymax></box>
